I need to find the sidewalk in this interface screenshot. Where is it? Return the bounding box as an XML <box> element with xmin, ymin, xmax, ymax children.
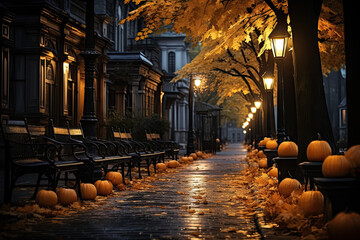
<box><xmin>1</xmin><ymin>144</ymin><xmax>266</xmax><ymax>239</ymax></box>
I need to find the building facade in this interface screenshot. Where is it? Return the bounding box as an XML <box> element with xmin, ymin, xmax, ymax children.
<box><xmin>155</xmin><ymin>32</ymin><xmax>191</xmax><ymax>147</ymax></box>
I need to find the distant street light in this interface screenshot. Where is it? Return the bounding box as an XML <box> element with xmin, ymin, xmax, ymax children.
<box><xmin>269</xmin><ymin>18</ymin><xmax>290</xmax><ymax>144</ymax></box>
<box><xmin>250</xmin><ymin>106</ymin><xmax>257</xmax><ymax>113</ymax></box>
<box><xmin>254</xmin><ymin>100</ymin><xmax>262</xmax><ymax>109</ymax></box>
<box><xmin>194</xmin><ymin>76</ymin><xmax>202</xmax><ymax>88</ymax></box>
<box><xmin>187</xmin><ymin>74</ymin><xmax>202</xmax><ymax>156</ymax></box>
<box><xmin>262</xmin><ymin>70</ymin><xmax>276</xmax><ymax>138</ymax></box>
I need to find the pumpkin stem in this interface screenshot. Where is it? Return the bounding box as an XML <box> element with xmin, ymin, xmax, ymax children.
<box><xmin>317</xmin><ymin>133</ymin><xmax>321</xmax><ymax>140</ymax></box>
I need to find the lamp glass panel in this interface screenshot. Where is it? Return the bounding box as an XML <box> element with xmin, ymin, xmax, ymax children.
<box><xmin>263</xmin><ymin>77</ymin><xmax>274</xmax><ymax>90</ymax></box>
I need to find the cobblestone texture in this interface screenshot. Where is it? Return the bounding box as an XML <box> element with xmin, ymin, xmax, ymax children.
<box><xmin>1</xmin><ymin>144</ymin><xmax>263</xmax><ymax>239</ymax></box>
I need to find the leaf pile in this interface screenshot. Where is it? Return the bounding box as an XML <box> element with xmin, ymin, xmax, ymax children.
<box><xmin>238</xmin><ymin>146</ymin><xmax>328</xmax><ymax>239</ymax></box>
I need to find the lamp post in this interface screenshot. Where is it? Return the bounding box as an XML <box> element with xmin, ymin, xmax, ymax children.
<box><xmin>80</xmin><ymin>0</ymin><xmax>99</xmax><ymax>139</ymax></box>
<box><xmin>269</xmin><ymin>18</ymin><xmax>290</xmax><ymax>144</ymax></box>
<box><xmin>262</xmin><ymin>70</ymin><xmax>275</xmax><ymax>137</ymax></box>
<box><xmin>187</xmin><ymin>75</ymin><xmax>201</xmax><ymax>156</ymax></box>
<box><xmin>253</xmin><ymin>98</ymin><xmax>262</xmax><ymax>148</ymax></box>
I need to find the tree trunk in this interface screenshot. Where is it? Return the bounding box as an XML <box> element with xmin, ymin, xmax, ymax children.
<box><xmin>344</xmin><ymin>1</ymin><xmax>360</xmax><ymax>148</ymax></box>
<box><xmin>283</xmin><ymin>51</ymin><xmax>298</xmax><ymax>142</ymax></box>
<box><xmin>288</xmin><ymin>0</ymin><xmax>335</xmax><ymax>162</ymax></box>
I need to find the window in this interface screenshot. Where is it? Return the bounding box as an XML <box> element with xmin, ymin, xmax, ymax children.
<box><xmin>67</xmin><ymin>64</ymin><xmax>77</xmax><ymax>117</ymax></box>
<box><xmin>45</xmin><ymin>62</ymin><xmax>55</xmax><ymax>116</ymax></box>
<box><xmin>117</xmin><ymin>6</ymin><xmax>124</xmax><ymax>52</ymax></box>
<box><xmin>340</xmin><ymin>108</ymin><xmax>347</xmax><ymax>127</ymax></box>
<box><xmin>168</xmin><ymin>52</ymin><xmax>175</xmax><ymax>73</ymax></box>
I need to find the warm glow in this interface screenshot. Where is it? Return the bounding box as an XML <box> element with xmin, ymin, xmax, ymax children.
<box><xmin>243</xmin><ymin>130</ymin><xmax>246</xmax><ymax>134</ymax></box>
<box><xmin>246</xmin><ymin>117</ymin><xmax>251</xmax><ymax>122</ymax></box>
<box><xmin>263</xmin><ymin>77</ymin><xmax>274</xmax><ymax>90</ymax></box>
<box><xmin>251</xmin><ymin>106</ymin><xmax>256</xmax><ymax>113</ymax></box>
<box><xmin>248</xmin><ymin>113</ymin><xmax>253</xmax><ymax>119</ymax></box>
<box><xmin>271</xmin><ymin>38</ymin><xmax>286</xmax><ymax>58</ymax></box>
<box><xmin>193</xmin><ymin>76</ymin><xmax>202</xmax><ymax>87</ymax></box>
<box><xmin>194</xmin><ymin>78</ymin><xmax>201</xmax><ymax>87</ymax></box>
<box><xmin>254</xmin><ymin>101</ymin><xmax>262</xmax><ymax>109</ymax></box>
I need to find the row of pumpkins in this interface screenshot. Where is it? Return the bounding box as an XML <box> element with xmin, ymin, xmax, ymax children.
<box><xmin>35</xmin><ymin>151</ymin><xmax>206</xmax><ymax>208</ymax></box>
<box><xmin>258</xmin><ymin>136</ymin><xmax>360</xmax><ymax>177</ymax></box>
<box><xmin>250</xmin><ymin>137</ymin><xmax>360</xmax><ymax>238</ymax></box>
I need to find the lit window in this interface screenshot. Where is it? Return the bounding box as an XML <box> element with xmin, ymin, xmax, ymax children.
<box><xmin>168</xmin><ymin>52</ymin><xmax>175</xmax><ymax>73</ymax></box>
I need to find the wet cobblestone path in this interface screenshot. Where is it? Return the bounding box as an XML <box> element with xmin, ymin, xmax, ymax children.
<box><xmin>7</xmin><ymin>144</ymin><xmax>262</xmax><ymax>239</ymax></box>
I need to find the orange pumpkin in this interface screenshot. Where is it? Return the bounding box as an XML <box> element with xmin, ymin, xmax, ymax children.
<box><xmin>263</xmin><ymin>137</ymin><xmax>271</xmax><ymax>145</ymax></box>
<box><xmin>80</xmin><ymin>183</ymin><xmax>97</xmax><ymax>200</ymax></box>
<box><xmin>156</xmin><ymin>162</ymin><xmax>167</xmax><ymax>171</ymax></box>
<box><xmin>298</xmin><ymin>191</ymin><xmax>324</xmax><ymax>216</ymax></box>
<box><xmin>345</xmin><ymin>145</ymin><xmax>360</xmax><ymax>168</ymax></box>
<box><xmin>168</xmin><ymin>160</ymin><xmax>180</xmax><ymax>168</ymax></box>
<box><xmin>94</xmin><ymin>180</ymin><xmax>113</xmax><ymax>196</ymax></box>
<box><xmin>35</xmin><ymin>190</ymin><xmax>58</xmax><ymax>208</ymax></box>
<box><xmin>257</xmin><ymin>150</ymin><xmax>266</xmax><ymax>158</ymax></box>
<box><xmin>278</xmin><ymin>141</ymin><xmax>298</xmax><ymax>157</ymax></box>
<box><xmin>322</xmin><ymin>155</ymin><xmax>352</xmax><ymax>177</ymax></box>
<box><xmin>105</xmin><ymin>171</ymin><xmax>123</xmax><ymax>185</ymax></box>
<box><xmin>259</xmin><ymin>140</ymin><xmax>265</xmax><ymax>146</ymax></box>
<box><xmin>258</xmin><ymin>158</ymin><xmax>267</xmax><ymax>168</ymax></box>
<box><xmin>268</xmin><ymin>167</ymin><xmax>278</xmax><ymax>178</ymax></box>
<box><xmin>278</xmin><ymin>178</ymin><xmax>301</xmax><ymax>197</ymax></box>
<box><xmin>328</xmin><ymin>212</ymin><xmax>360</xmax><ymax>240</ymax></box>
<box><xmin>266</xmin><ymin>140</ymin><xmax>278</xmax><ymax>149</ymax></box>
<box><xmin>56</xmin><ymin>188</ymin><xmax>77</xmax><ymax>205</ymax></box>
<box><xmin>306</xmin><ymin>140</ymin><xmax>332</xmax><ymax>162</ymax></box>
<box><xmin>190</xmin><ymin>153</ymin><xmax>198</xmax><ymax>160</ymax></box>
<box><xmin>196</xmin><ymin>151</ymin><xmax>203</xmax><ymax>158</ymax></box>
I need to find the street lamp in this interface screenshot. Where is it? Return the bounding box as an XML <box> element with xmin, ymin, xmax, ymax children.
<box><xmin>262</xmin><ymin>70</ymin><xmax>275</xmax><ymax>138</ymax></box>
<box><xmin>80</xmin><ymin>0</ymin><xmax>100</xmax><ymax>139</ymax></box>
<box><xmin>254</xmin><ymin>100</ymin><xmax>262</xmax><ymax>109</ymax></box>
<box><xmin>253</xmin><ymin>97</ymin><xmax>263</xmax><ymax>148</ymax></box>
<box><xmin>187</xmin><ymin>75</ymin><xmax>201</xmax><ymax>156</ymax></box>
<box><xmin>250</xmin><ymin>106</ymin><xmax>257</xmax><ymax>114</ymax></box>
<box><xmin>269</xmin><ymin>19</ymin><xmax>290</xmax><ymax>144</ymax></box>
<box><xmin>194</xmin><ymin>76</ymin><xmax>202</xmax><ymax>88</ymax></box>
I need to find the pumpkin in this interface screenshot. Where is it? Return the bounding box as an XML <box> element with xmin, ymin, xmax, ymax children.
<box><xmin>35</xmin><ymin>189</ymin><xmax>58</xmax><ymax>208</ymax></box>
<box><xmin>196</xmin><ymin>151</ymin><xmax>203</xmax><ymax>158</ymax></box>
<box><xmin>298</xmin><ymin>191</ymin><xmax>324</xmax><ymax>216</ymax></box>
<box><xmin>168</xmin><ymin>160</ymin><xmax>180</xmax><ymax>168</ymax></box>
<box><xmin>105</xmin><ymin>171</ymin><xmax>123</xmax><ymax>185</ymax></box>
<box><xmin>187</xmin><ymin>156</ymin><xmax>193</xmax><ymax>162</ymax></box>
<box><xmin>322</xmin><ymin>155</ymin><xmax>352</xmax><ymax>177</ymax></box>
<box><xmin>257</xmin><ymin>150</ymin><xmax>266</xmax><ymax>158</ymax></box>
<box><xmin>190</xmin><ymin>153</ymin><xmax>198</xmax><ymax>160</ymax></box>
<box><xmin>278</xmin><ymin>141</ymin><xmax>298</xmax><ymax>157</ymax></box>
<box><xmin>156</xmin><ymin>162</ymin><xmax>167</xmax><ymax>171</ymax></box>
<box><xmin>345</xmin><ymin>145</ymin><xmax>360</xmax><ymax>168</ymax></box>
<box><xmin>328</xmin><ymin>212</ymin><xmax>360</xmax><ymax>240</ymax></box>
<box><xmin>56</xmin><ymin>188</ymin><xmax>77</xmax><ymax>205</ymax></box>
<box><xmin>80</xmin><ymin>183</ymin><xmax>97</xmax><ymax>200</ymax></box>
<box><xmin>266</xmin><ymin>139</ymin><xmax>278</xmax><ymax>149</ymax></box>
<box><xmin>263</xmin><ymin>137</ymin><xmax>271</xmax><ymax>145</ymax></box>
<box><xmin>278</xmin><ymin>178</ymin><xmax>301</xmax><ymax>197</ymax></box>
<box><xmin>94</xmin><ymin>180</ymin><xmax>113</xmax><ymax>196</ymax></box>
<box><xmin>268</xmin><ymin>167</ymin><xmax>278</xmax><ymax>178</ymax></box>
<box><xmin>306</xmin><ymin>139</ymin><xmax>332</xmax><ymax>162</ymax></box>
<box><xmin>258</xmin><ymin>158</ymin><xmax>267</xmax><ymax>168</ymax></box>
<box><xmin>259</xmin><ymin>140</ymin><xmax>265</xmax><ymax>146</ymax></box>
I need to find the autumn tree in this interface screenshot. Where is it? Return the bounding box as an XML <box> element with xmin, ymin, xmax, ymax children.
<box><xmin>121</xmin><ymin>0</ymin><xmax>345</xmax><ymax>159</ymax></box>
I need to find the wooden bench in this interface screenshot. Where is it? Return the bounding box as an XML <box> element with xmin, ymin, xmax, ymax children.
<box><xmin>111</xmin><ymin>129</ymin><xmax>165</xmax><ymax>179</ymax></box>
<box><xmin>146</xmin><ymin>131</ymin><xmax>180</xmax><ymax>160</ymax></box>
<box><xmin>1</xmin><ymin>121</ymin><xmax>84</xmax><ymax>203</ymax></box>
<box><xmin>66</xmin><ymin>123</ymin><xmax>132</xmax><ymax>184</ymax></box>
